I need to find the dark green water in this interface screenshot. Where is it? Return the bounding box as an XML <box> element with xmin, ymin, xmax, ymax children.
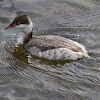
<box><xmin>0</xmin><ymin>0</ymin><xmax>100</xmax><ymax>100</ymax></box>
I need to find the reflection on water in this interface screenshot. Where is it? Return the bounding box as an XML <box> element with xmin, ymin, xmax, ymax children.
<box><xmin>0</xmin><ymin>0</ymin><xmax>100</xmax><ymax>100</ymax></box>
<box><xmin>12</xmin><ymin>44</ymin><xmax>29</xmax><ymax>63</ymax></box>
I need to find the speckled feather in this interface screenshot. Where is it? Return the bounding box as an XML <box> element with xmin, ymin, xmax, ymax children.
<box><xmin>24</xmin><ymin>35</ymin><xmax>89</xmax><ymax>60</ymax></box>
<box><xmin>5</xmin><ymin>15</ymin><xmax>89</xmax><ymax>60</ymax></box>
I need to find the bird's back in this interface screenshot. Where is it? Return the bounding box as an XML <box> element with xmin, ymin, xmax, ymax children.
<box><xmin>24</xmin><ymin>35</ymin><xmax>89</xmax><ymax>60</ymax></box>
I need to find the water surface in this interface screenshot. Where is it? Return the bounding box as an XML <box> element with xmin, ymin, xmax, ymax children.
<box><xmin>0</xmin><ymin>0</ymin><xmax>100</xmax><ymax>100</ymax></box>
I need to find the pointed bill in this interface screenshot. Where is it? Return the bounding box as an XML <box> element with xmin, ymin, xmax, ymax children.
<box><xmin>4</xmin><ymin>25</ymin><xmax>14</xmax><ymax>30</ymax></box>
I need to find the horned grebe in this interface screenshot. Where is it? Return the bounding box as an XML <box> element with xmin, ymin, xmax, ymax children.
<box><xmin>5</xmin><ymin>15</ymin><xmax>89</xmax><ymax>60</ymax></box>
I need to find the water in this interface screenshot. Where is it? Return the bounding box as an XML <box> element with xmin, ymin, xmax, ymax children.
<box><xmin>0</xmin><ymin>0</ymin><xmax>100</xmax><ymax>100</ymax></box>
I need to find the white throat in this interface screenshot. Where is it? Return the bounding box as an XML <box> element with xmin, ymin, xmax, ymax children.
<box><xmin>22</xmin><ymin>21</ymin><xmax>33</xmax><ymax>33</ymax></box>
<box><xmin>20</xmin><ymin>21</ymin><xmax>33</xmax><ymax>44</ymax></box>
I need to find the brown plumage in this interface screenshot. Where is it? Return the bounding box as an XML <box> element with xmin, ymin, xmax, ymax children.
<box><xmin>24</xmin><ymin>35</ymin><xmax>88</xmax><ymax>54</ymax></box>
<box><xmin>5</xmin><ymin>15</ymin><xmax>89</xmax><ymax>61</ymax></box>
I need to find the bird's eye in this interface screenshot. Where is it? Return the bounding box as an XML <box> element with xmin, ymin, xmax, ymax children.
<box><xmin>16</xmin><ymin>23</ymin><xmax>20</xmax><ymax>25</ymax></box>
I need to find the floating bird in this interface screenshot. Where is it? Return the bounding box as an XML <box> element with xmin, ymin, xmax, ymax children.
<box><xmin>5</xmin><ymin>15</ymin><xmax>89</xmax><ymax>61</ymax></box>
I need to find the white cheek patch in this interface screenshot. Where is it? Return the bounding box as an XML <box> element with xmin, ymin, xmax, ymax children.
<box><xmin>15</xmin><ymin>24</ymin><xmax>26</xmax><ymax>28</ymax></box>
<box><xmin>15</xmin><ymin>21</ymin><xmax>33</xmax><ymax>33</ymax></box>
<box><xmin>23</xmin><ymin>21</ymin><xmax>33</xmax><ymax>33</ymax></box>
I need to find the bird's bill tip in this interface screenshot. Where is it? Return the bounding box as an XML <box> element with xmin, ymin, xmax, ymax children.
<box><xmin>4</xmin><ymin>26</ymin><xmax>14</xmax><ymax>30</ymax></box>
<box><xmin>4</xmin><ymin>26</ymin><xmax>9</xmax><ymax>30</ymax></box>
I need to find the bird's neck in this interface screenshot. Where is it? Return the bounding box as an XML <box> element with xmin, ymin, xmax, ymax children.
<box><xmin>22</xmin><ymin>21</ymin><xmax>33</xmax><ymax>44</ymax></box>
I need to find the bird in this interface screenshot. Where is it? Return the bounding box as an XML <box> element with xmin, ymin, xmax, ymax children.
<box><xmin>5</xmin><ymin>14</ymin><xmax>89</xmax><ymax>61</ymax></box>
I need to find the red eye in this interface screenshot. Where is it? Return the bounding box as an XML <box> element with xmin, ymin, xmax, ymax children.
<box><xmin>16</xmin><ymin>23</ymin><xmax>20</xmax><ymax>25</ymax></box>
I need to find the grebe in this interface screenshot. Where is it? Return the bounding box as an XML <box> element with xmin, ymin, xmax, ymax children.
<box><xmin>5</xmin><ymin>15</ymin><xmax>89</xmax><ymax>60</ymax></box>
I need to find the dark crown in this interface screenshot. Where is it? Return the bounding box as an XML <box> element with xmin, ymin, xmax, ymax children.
<box><xmin>10</xmin><ymin>14</ymin><xmax>31</xmax><ymax>26</ymax></box>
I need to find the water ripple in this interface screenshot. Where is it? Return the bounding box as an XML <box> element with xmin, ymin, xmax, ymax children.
<box><xmin>0</xmin><ymin>0</ymin><xmax>100</xmax><ymax>99</ymax></box>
